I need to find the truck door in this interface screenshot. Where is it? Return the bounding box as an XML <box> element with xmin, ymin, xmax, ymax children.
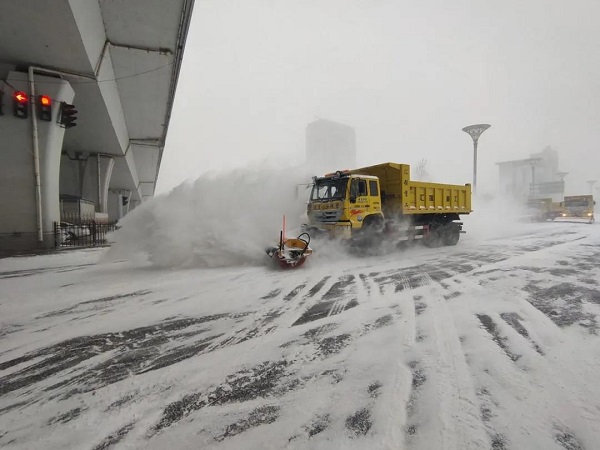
<box><xmin>368</xmin><ymin>180</ymin><xmax>381</xmax><ymax>213</ymax></box>
<box><xmin>349</xmin><ymin>178</ymin><xmax>369</xmax><ymax>224</ymax></box>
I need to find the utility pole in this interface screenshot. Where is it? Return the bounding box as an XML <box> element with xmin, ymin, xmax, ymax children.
<box><xmin>462</xmin><ymin>124</ymin><xmax>491</xmax><ymax>195</ymax></box>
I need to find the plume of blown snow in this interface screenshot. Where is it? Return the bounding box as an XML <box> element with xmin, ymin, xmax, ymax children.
<box><xmin>105</xmin><ymin>164</ymin><xmax>313</xmax><ymax>268</ymax></box>
<box><xmin>462</xmin><ymin>190</ymin><xmax>545</xmax><ymax>241</ymax></box>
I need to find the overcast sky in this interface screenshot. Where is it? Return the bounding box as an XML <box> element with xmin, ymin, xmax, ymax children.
<box><xmin>156</xmin><ymin>0</ymin><xmax>600</xmax><ymax>196</ymax></box>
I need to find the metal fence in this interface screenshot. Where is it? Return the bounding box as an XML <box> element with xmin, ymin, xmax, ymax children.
<box><xmin>54</xmin><ymin>216</ymin><xmax>118</xmax><ymax>248</ymax></box>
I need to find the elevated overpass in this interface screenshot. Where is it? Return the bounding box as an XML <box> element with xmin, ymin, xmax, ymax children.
<box><xmin>0</xmin><ymin>0</ymin><xmax>194</xmax><ymax>251</ymax></box>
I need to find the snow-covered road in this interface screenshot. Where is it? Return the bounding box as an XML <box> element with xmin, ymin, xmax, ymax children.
<box><xmin>1</xmin><ymin>222</ymin><xmax>600</xmax><ymax>449</ymax></box>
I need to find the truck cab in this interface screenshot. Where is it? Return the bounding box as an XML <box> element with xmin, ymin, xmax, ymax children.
<box><xmin>560</xmin><ymin>195</ymin><xmax>595</xmax><ymax>222</ymax></box>
<box><xmin>307</xmin><ymin>171</ymin><xmax>382</xmax><ymax>239</ymax></box>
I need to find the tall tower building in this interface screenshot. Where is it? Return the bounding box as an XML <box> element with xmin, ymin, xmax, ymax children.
<box><xmin>305</xmin><ymin>119</ymin><xmax>356</xmax><ymax>175</ymax></box>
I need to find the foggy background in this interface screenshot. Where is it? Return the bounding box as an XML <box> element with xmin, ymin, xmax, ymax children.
<box><xmin>156</xmin><ymin>0</ymin><xmax>600</xmax><ymax>196</ymax></box>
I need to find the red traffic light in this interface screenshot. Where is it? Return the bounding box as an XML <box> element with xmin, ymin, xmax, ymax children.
<box><xmin>14</xmin><ymin>91</ymin><xmax>28</xmax><ymax>104</ymax></box>
<box><xmin>38</xmin><ymin>95</ymin><xmax>52</xmax><ymax>121</ymax></box>
<box><xmin>13</xmin><ymin>91</ymin><xmax>29</xmax><ymax>118</ymax></box>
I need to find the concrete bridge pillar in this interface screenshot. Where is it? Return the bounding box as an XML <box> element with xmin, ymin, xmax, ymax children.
<box><xmin>108</xmin><ymin>189</ymin><xmax>131</xmax><ymax>222</ymax></box>
<box><xmin>0</xmin><ymin>71</ymin><xmax>74</xmax><ymax>251</ymax></box>
<box><xmin>81</xmin><ymin>154</ymin><xmax>114</xmax><ymax>216</ymax></box>
<box><xmin>59</xmin><ymin>153</ymin><xmax>114</xmax><ymax>219</ymax></box>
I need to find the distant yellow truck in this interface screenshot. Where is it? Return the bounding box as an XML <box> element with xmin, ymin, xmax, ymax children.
<box><xmin>525</xmin><ymin>198</ymin><xmax>563</xmax><ymax>222</ymax></box>
<box><xmin>559</xmin><ymin>195</ymin><xmax>595</xmax><ymax>223</ymax></box>
<box><xmin>303</xmin><ymin>162</ymin><xmax>472</xmax><ymax>247</ymax></box>
<box><xmin>526</xmin><ymin>195</ymin><xmax>595</xmax><ymax>223</ymax></box>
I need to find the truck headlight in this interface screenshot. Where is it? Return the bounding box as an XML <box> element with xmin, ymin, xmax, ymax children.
<box><xmin>587</xmin><ymin>213</ymin><xmax>593</xmax><ymax>216</ymax></box>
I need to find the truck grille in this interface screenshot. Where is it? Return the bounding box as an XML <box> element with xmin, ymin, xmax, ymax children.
<box><xmin>309</xmin><ymin>210</ymin><xmax>342</xmax><ymax>223</ymax></box>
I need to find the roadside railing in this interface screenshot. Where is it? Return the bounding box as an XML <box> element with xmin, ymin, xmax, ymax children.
<box><xmin>54</xmin><ymin>215</ymin><xmax>118</xmax><ymax>248</ymax></box>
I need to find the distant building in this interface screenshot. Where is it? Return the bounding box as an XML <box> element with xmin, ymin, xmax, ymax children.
<box><xmin>496</xmin><ymin>146</ymin><xmax>564</xmax><ymax>201</ymax></box>
<box><xmin>305</xmin><ymin>119</ymin><xmax>356</xmax><ymax>175</ymax></box>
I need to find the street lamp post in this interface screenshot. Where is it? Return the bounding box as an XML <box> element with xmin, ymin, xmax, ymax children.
<box><xmin>529</xmin><ymin>159</ymin><xmax>539</xmax><ymax>197</ymax></box>
<box><xmin>555</xmin><ymin>172</ymin><xmax>568</xmax><ymax>199</ymax></box>
<box><xmin>462</xmin><ymin>124</ymin><xmax>491</xmax><ymax>195</ymax></box>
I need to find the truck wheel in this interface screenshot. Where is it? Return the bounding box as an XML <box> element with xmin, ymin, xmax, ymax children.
<box><xmin>442</xmin><ymin>224</ymin><xmax>460</xmax><ymax>246</ymax></box>
<box><xmin>361</xmin><ymin>216</ymin><xmax>384</xmax><ymax>237</ymax></box>
<box><xmin>359</xmin><ymin>216</ymin><xmax>384</xmax><ymax>248</ymax></box>
<box><xmin>363</xmin><ymin>216</ymin><xmax>384</xmax><ymax>233</ymax></box>
<box><xmin>423</xmin><ymin>225</ymin><xmax>443</xmax><ymax>248</ymax></box>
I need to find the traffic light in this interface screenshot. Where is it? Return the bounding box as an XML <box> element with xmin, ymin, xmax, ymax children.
<box><xmin>59</xmin><ymin>102</ymin><xmax>77</xmax><ymax>128</ymax></box>
<box><xmin>37</xmin><ymin>95</ymin><xmax>52</xmax><ymax>121</ymax></box>
<box><xmin>13</xmin><ymin>91</ymin><xmax>28</xmax><ymax>119</ymax></box>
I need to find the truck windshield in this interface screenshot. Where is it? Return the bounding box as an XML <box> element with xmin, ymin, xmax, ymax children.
<box><xmin>565</xmin><ymin>200</ymin><xmax>590</xmax><ymax>208</ymax></box>
<box><xmin>311</xmin><ymin>179</ymin><xmax>347</xmax><ymax>201</ymax></box>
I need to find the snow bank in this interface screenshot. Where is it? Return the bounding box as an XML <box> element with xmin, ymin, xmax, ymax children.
<box><xmin>105</xmin><ymin>164</ymin><xmax>313</xmax><ymax>268</ymax></box>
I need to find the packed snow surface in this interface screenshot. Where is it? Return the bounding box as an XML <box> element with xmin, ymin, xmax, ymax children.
<box><xmin>1</xmin><ymin>186</ymin><xmax>600</xmax><ymax>449</ymax></box>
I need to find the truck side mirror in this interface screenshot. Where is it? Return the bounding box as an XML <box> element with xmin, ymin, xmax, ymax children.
<box><xmin>350</xmin><ymin>195</ymin><xmax>356</xmax><ymax>203</ymax></box>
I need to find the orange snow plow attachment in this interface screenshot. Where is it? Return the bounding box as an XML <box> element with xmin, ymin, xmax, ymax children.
<box><xmin>266</xmin><ymin>216</ymin><xmax>313</xmax><ymax>269</ymax></box>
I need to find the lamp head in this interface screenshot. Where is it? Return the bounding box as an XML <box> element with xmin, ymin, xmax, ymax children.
<box><xmin>462</xmin><ymin>124</ymin><xmax>491</xmax><ymax>143</ymax></box>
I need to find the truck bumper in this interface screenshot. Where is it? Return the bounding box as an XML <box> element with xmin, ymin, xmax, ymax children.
<box><xmin>302</xmin><ymin>222</ymin><xmax>352</xmax><ymax>239</ymax></box>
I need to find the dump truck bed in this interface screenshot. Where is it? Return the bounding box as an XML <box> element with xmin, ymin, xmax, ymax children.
<box><xmin>350</xmin><ymin>162</ymin><xmax>472</xmax><ymax>216</ymax></box>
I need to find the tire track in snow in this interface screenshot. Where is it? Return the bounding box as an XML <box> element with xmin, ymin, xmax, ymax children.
<box><xmin>283</xmin><ymin>281</ymin><xmax>308</xmax><ymax>302</ymax></box>
<box><xmin>459</xmin><ymin>310</ymin><xmax>595</xmax><ymax>450</ymax></box>
<box><xmin>206</xmin><ymin>277</ymin><xmax>324</xmax><ymax>352</ymax></box>
<box><xmin>292</xmin><ymin>274</ymin><xmax>357</xmax><ymax>326</ymax></box>
<box><xmin>206</xmin><ymin>283</ymin><xmax>303</xmax><ymax>351</ymax></box>
<box><xmin>354</xmin><ymin>271</ymin><xmax>378</xmax><ymax>306</ymax></box>
<box><xmin>405</xmin><ymin>273</ymin><xmax>489</xmax><ymax>450</ymax></box>
<box><xmin>499</xmin><ymin>312</ymin><xmax>544</xmax><ymax>356</ymax></box>
<box><xmin>439</xmin><ymin>268</ymin><xmax>550</xmax><ymax>448</ymax></box>
<box><xmin>477</xmin><ymin>314</ymin><xmax>522</xmax><ymax>363</ymax></box>
<box><xmin>433</xmin><ymin>275</ymin><xmax>518</xmax><ymax>448</ymax></box>
<box><xmin>377</xmin><ymin>277</ymin><xmax>416</xmax><ymax>449</ymax></box>
<box><xmin>295</xmin><ymin>276</ymin><xmax>332</xmax><ymax>310</ymax></box>
<box><xmin>278</xmin><ymin>270</ymin><xmax>416</xmax><ymax>447</ymax></box>
<box><xmin>369</xmin><ymin>232</ymin><xmax>582</xmax><ymax>305</ymax></box>
<box><xmin>448</xmin><ymin>268</ymin><xmax>598</xmax><ymax>450</ymax></box>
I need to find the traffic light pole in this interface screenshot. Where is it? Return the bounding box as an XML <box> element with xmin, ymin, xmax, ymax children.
<box><xmin>28</xmin><ymin>66</ymin><xmax>43</xmax><ymax>243</ymax></box>
<box><xmin>24</xmin><ymin>65</ymin><xmax>91</xmax><ymax>243</ymax></box>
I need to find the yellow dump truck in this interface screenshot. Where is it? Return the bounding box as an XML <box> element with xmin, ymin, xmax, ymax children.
<box><xmin>525</xmin><ymin>198</ymin><xmax>563</xmax><ymax>222</ymax></box>
<box><xmin>558</xmin><ymin>195</ymin><xmax>595</xmax><ymax>223</ymax></box>
<box><xmin>303</xmin><ymin>162</ymin><xmax>472</xmax><ymax>247</ymax></box>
